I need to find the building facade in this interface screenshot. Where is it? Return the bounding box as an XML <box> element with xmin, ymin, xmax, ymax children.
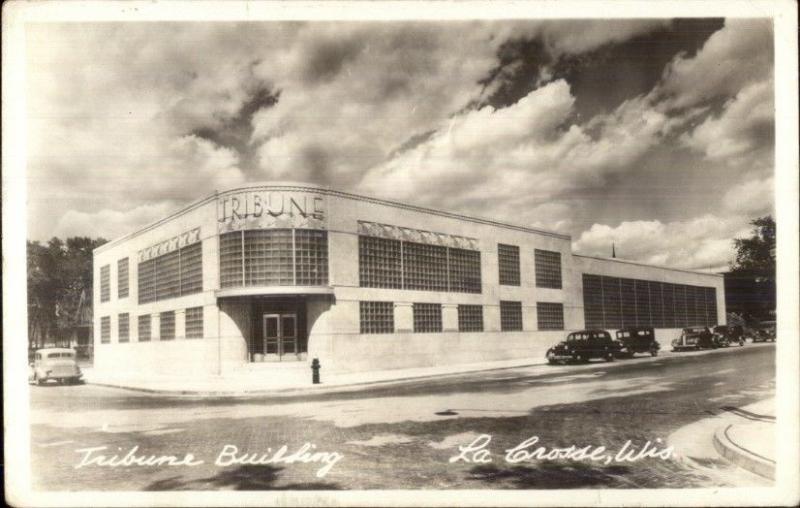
<box><xmin>93</xmin><ymin>182</ymin><xmax>726</xmax><ymax>378</ymax></box>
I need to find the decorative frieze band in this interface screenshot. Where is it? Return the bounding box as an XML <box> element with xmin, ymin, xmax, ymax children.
<box><xmin>357</xmin><ymin>221</ymin><xmax>479</xmax><ymax>250</ymax></box>
<box><xmin>138</xmin><ymin>227</ymin><xmax>201</xmax><ymax>262</ymax></box>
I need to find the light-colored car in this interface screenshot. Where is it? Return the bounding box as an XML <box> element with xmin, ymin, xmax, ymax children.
<box><xmin>29</xmin><ymin>348</ymin><xmax>82</xmax><ymax>385</ymax></box>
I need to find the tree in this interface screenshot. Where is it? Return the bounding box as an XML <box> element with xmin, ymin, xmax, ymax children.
<box><xmin>725</xmin><ymin>216</ymin><xmax>775</xmax><ymax>321</ymax></box>
<box><xmin>27</xmin><ymin>236</ymin><xmax>107</xmax><ymax>350</ymax></box>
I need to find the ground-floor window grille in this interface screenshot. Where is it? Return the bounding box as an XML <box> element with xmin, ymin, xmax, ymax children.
<box><xmin>138</xmin><ymin>315</ymin><xmax>151</xmax><ymax>342</ymax></box>
<box><xmin>118</xmin><ymin>313</ymin><xmax>130</xmax><ymax>342</ymax></box>
<box><xmin>159</xmin><ymin>311</ymin><xmax>175</xmax><ymax>340</ymax></box>
<box><xmin>500</xmin><ymin>301</ymin><xmax>523</xmax><ymax>331</ymax></box>
<box><xmin>536</xmin><ymin>302</ymin><xmax>564</xmax><ymax>330</ymax></box>
<box><xmin>185</xmin><ymin>307</ymin><xmax>204</xmax><ymax>338</ymax></box>
<box><xmin>458</xmin><ymin>305</ymin><xmax>483</xmax><ymax>332</ymax></box>
<box><xmin>359</xmin><ymin>301</ymin><xmax>394</xmax><ymax>334</ymax></box>
<box><xmin>100</xmin><ymin>316</ymin><xmax>111</xmax><ymax>343</ymax></box>
<box><xmin>413</xmin><ymin>303</ymin><xmax>442</xmax><ymax>333</ymax></box>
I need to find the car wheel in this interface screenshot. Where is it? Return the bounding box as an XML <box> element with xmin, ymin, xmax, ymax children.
<box><xmin>650</xmin><ymin>349</ymin><xmax>658</xmax><ymax>357</ymax></box>
<box><xmin>604</xmin><ymin>352</ymin><xmax>614</xmax><ymax>362</ymax></box>
<box><xmin>36</xmin><ymin>375</ymin><xmax>45</xmax><ymax>386</ymax></box>
<box><xmin>573</xmin><ymin>353</ymin><xmax>583</xmax><ymax>363</ymax></box>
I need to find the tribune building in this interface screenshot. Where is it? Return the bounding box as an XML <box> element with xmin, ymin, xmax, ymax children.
<box><xmin>93</xmin><ymin>182</ymin><xmax>725</xmax><ymax>378</ymax></box>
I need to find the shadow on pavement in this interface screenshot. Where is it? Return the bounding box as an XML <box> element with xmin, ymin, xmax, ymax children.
<box><xmin>144</xmin><ymin>465</ymin><xmax>342</xmax><ymax>491</ymax></box>
<box><xmin>465</xmin><ymin>462</ymin><xmax>634</xmax><ymax>489</ymax></box>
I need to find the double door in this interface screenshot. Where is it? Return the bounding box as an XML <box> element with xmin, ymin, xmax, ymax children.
<box><xmin>262</xmin><ymin>313</ymin><xmax>298</xmax><ymax>360</ymax></box>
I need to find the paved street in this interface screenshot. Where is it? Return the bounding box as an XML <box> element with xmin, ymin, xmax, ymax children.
<box><xmin>30</xmin><ymin>343</ymin><xmax>774</xmax><ymax>490</ymax></box>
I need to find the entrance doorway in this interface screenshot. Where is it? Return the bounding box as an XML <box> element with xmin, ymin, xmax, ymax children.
<box><xmin>262</xmin><ymin>313</ymin><xmax>299</xmax><ymax>360</ymax></box>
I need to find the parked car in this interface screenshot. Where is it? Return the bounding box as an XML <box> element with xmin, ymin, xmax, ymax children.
<box><xmin>614</xmin><ymin>327</ymin><xmax>660</xmax><ymax>357</ymax></box>
<box><xmin>29</xmin><ymin>348</ymin><xmax>82</xmax><ymax>385</ymax></box>
<box><xmin>751</xmin><ymin>320</ymin><xmax>776</xmax><ymax>342</ymax></box>
<box><xmin>546</xmin><ymin>330</ymin><xmax>621</xmax><ymax>364</ymax></box>
<box><xmin>671</xmin><ymin>326</ymin><xmax>714</xmax><ymax>351</ymax></box>
<box><xmin>711</xmin><ymin>325</ymin><xmax>745</xmax><ymax>347</ymax></box>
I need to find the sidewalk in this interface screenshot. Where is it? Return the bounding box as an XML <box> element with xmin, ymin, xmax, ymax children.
<box><xmin>712</xmin><ymin>398</ymin><xmax>775</xmax><ymax>480</ymax></box>
<box><xmin>84</xmin><ymin>341</ymin><xmax>775</xmax><ymax>397</ymax></box>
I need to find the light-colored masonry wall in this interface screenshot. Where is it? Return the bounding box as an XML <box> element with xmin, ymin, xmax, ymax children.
<box><xmin>571</xmin><ymin>255</ymin><xmax>727</xmax><ymax>346</ymax></box>
<box><xmin>93</xmin><ymin>183</ymin><xmax>727</xmax><ymax>379</ymax></box>
<box><xmin>93</xmin><ymin>197</ymin><xmax>225</xmax><ymax>377</ymax></box>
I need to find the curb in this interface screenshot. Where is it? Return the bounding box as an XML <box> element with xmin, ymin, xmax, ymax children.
<box><xmin>712</xmin><ymin>423</ymin><xmax>775</xmax><ymax>480</ymax></box>
<box><xmin>84</xmin><ymin>342</ymin><xmax>774</xmax><ymax>398</ymax></box>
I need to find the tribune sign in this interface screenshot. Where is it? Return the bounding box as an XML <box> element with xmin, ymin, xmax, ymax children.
<box><xmin>217</xmin><ymin>190</ymin><xmax>327</xmax><ymax>233</ymax></box>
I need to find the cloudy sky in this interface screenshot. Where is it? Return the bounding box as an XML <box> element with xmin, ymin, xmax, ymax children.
<box><xmin>26</xmin><ymin>18</ymin><xmax>774</xmax><ymax>272</ymax></box>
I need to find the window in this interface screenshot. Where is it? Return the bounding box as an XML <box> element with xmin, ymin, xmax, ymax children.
<box><xmin>100</xmin><ymin>265</ymin><xmax>110</xmax><ymax>302</ymax></box>
<box><xmin>117</xmin><ymin>258</ymin><xmax>129</xmax><ymax>298</ymax></box>
<box><xmin>160</xmin><ymin>311</ymin><xmax>175</xmax><ymax>340</ymax></box>
<box><xmin>138</xmin><ymin>315</ymin><xmax>151</xmax><ymax>342</ymax></box>
<box><xmin>359</xmin><ymin>236</ymin><xmax>402</xmax><ymax>289</ymax></box>
<box><xmin>180</xmin><ymin>243</ymin><xmax>203</xmax><ymax>295</ymax></box>
<box><xmin>500</xmin><ymin>301</ymin><xmax>523</xmax><ymax>331</ymax></box>
<box><xmin>359</xmin><ymin>301</ymin><xmax>394</xmax><ymax>334</ymax></box>
<box><xmin>449</xmin><ymin>248</ymin><xmax>482</xmax><ymax>293</ymax></box>
<box><xmin>185</xmin><ymin>307</ymin><xmax>203</xmax><ymax>339</ymax></box>
<box><xmin>220</xmin><ymin>229</ymin><xmax>329</xmax><ymax>288</ymax></box>
<box><xmin>295</xmin><ymin>229</ymin><xmax>329</xmax><ymax>285</ymax></box>
<box><xmin>580</xmin><ymin>274</ymin><xmax>717</xmax><ymax>329</ymax></box>
<box><xmin>138</xmin><ymin>241</ymin><xmax>203</xmax><ymax>303</ymax></box>
<box><xmin>534</xmin><ymin>249</ymin><xmax>562</xmax><ymax>289</ymax></box>
<box><xmin>100</xmin><ymin>316</ymin><xmax>111</xmax><ymax>343</ymax></box>
<box><xmin>403</xmin><ymin>242</ymin><xmax>448</xmax><ymax>291</ymax></box>
<box><xmin>413</xmin><ymin>303</ymin><xmax>442</xmax><ymax>333</ymax></box>
<box><xmin>118</xmin><ymin>313</ymin><xmax>130</xmax><ymax>342</ymax></box>
<box><xmin>458</xmin><ymin>305</ymin><xmax>484</xmax><ymax>332</ymax></box>
<box><xmin>537</xmin><ymin>302</ymin><xmax>564</xmax><ymax>330</ymax></box>
<box><xmin>498</xmin><ymin>244</ymin><xmax>520</xmax><ymax>286</ymax></box>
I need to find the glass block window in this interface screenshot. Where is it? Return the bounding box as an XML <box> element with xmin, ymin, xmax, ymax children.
<box><xmin>674</xmin><ymin>285</ymin><xmax>688</xmax><ymax>328</ymax></box>
<box><xmin>118</xmin><ymin>313</ymin><xmax>130</xmax><ymax>343</ymax></box>
<box><xmin>100</xmin><ymin>316</ymin><xmax>110</xmax><ymax>343</ymax></box>
<box><xmin>138</xmin><ymin>314</ymin><xmax>151</xmax><ymax>342</ymax></box>
<box><xmin>359</xmin><ymin>301</ymin><xmax>394</xmax><ymax>334</ymax></box>
<box><xmin>602</xmin><ymin>276</ymin><xmax>622</xmax><ymax>329</ymax></box>
<box><xmin>582</xmin><ymin>274</ymin><xmax>604</xmax><ymax>329</ymax></box>
<box><xmin>449</xmin><ymin>248</ymin><xmax>482</xmax><ymax>293</ymax></box>
<box><xmin>359</xmin><ymin>236</ymin><xmax>402</xmax><ymax>289</ymax></box>
<box><xmin>500</xmin><ymin>301</ymin><xmax>523</xmax><ymax>331</ymax></box>
<box><xmin>159</xmin><ymin>311</ymin><xmax>175</xmax><ymax>340</ymax></box>
<box><xmin>413</xmin><ymin>303</ymin><xmax>442</xmax><ymax>333</ymax></box>
<box><xmin>498</xmin><ymin>244</ymin><xmax>520</xmax><ymax>286</ymax></box>
<box><xmin>458</xmin><ymin>304</ymin><xmax>484</xmax><ymax>332</ymax></box>
<box><xmin>295</xmin><ymin>229</ymin><xmax>329</xmax><ymax>285</ymax></box>
<box><xmin>137</xmin><ymin>258</ymin><xmax>157</xmax><ymax>304</ymax></box>
<box><xmin>534</xmin><ymin>249</ymin><xmax>562</xmax><ymax>289</ymax></box>
<box><xmin>705</xmin><ymin>287</ymin><xmax>718</xmax><ymax>326</ymax></box>
<box><xmin>117</xmin><ymin>258</ymin><xmax>129</xmax><ymax>298</ymax></box>
<box><xmin>620</xmin><ymin>278</ymin><xmax>637</xmax><ymax>327</ymax></box>
<box><xmin>180</xmin><ymin>243</ymin><xmax>203</xmax><ymax>295</ymax></box>
<box><xmin>100</xmin><ymin>264</ymin><xmax>110</xmax><ymax>302</ymax></box>
<box><xmin>537</xmin><ymin>302</ymin><xmax>564</xmax><ymax>330</ymax></box>
<box><xmin>662</xmin><ymin>283</ymin><xmax>676</xmax><ymax>328</ymax></box>
<box><xmin>220</xmin><ymin>231</ymin><xmax>244</xmax><ymax>288</ymax></box>
<box><xmin>245</xmin><ymin>229</ymin><xmax>294</xmax><ymax>286</ymax></box>
<box><xmin>155</xmin><ymin>250</ymin><xmax>180</xmax><ymax>300</ymax></box>
<box><xmin>185</xmin><ymin>307</ymin><xmax>203</xmax><ymax>339</ymax></box>
<box><xmin>649</xmin><ymin>281</ymin><xmax>665</xmax><ymax>328</ymax></box>
<box><xmin>403</xmin><ymin>242</ymin><xmax>448</xmax><ymax>291</ymax></box>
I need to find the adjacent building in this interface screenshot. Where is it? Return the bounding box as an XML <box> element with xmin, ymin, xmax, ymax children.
<box><xmin>93</xmin><ymin>182</ymin><xmax>725</xmax><ymax>379</ymax></box>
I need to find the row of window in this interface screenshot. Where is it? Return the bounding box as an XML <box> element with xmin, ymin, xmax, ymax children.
<box><xmin>99</xmin><ymin>307</ymin><xmax>204</xmax><ymax>343</ymax></box>
<box><xmin>99</xmin><ymin>257</ymin><xmax>135</xmax><ymax>302</ymax></box>
<box><xmin>498</xmin><ymin>245</ymin><xmax>564</xmax><ymax>289</ymax></box>
<box><xmin>359</xmin><ymin>236</ymin><xmax>482</xmax><ymax>293</ymax></box>
<box><xmin>582</xmin><ymin>274</ymin><xmax>718</xmax><ymax>329</ymax></box>
<box><xmin>219</xmin><ymin>229</ymin><xmax>329</xmax><ymax>288</ymax></box>
<box><xmin>358</xmin><ymin>301</ymin><xmax>564</xmax><ymax>334</ymax></box>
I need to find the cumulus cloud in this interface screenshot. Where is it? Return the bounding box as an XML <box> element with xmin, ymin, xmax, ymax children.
<box><xmin>722</xmin><ymin>176</ymin><xmax>774</xmax><ymax>216</ymax></box>
<box><xmin>572</xmin><ymin>215</ymin><xmax>753</xmax><ymax>272</ymax></box>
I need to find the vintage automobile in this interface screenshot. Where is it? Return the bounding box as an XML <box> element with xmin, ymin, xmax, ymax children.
<box><xmin>614</xmin><ymin>327</ymin><xmax>660</xmax><ymax>357</ymax></box>
<box><xmin>28</xmin><ymin>348</ymin><xmax>82</xmax><ymax>385</ymax></box>
<box><xmin>671</xmin><ymin>326</ymin><xmax>715</xmax><ymax>351</ymax></box>
<box><xmin>751</xmin><ymin>320</ymin><xmax>776</xmax><ymax>342</ymax></box>
<box><xmin>711</xmin><ymin>325</ymin><xmax>745</xmax><ymax>347</ymax></box>
<box><xmin>546</xmin><ymin>330</ymin><xmax>621</xmax><ymax>364</ymax></box>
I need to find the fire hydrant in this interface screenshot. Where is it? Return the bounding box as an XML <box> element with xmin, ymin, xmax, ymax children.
<box><xmin>311</xmin><ymin>358</ymin><xmax>321</xmax><ymax>384</ymax></box>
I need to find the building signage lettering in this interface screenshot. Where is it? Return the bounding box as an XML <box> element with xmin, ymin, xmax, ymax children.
<box><xmin>217</xmin><ymin>190</ymin><xmax>327</xmax><ymax>233</ymax></box>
